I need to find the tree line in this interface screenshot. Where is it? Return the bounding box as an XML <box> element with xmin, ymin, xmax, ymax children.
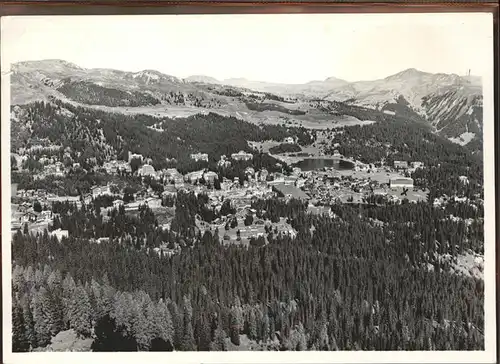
<box><xmin>12</xmin><ymin>196</ymin><xmax>484</xmax><ymax>351</ymax></box>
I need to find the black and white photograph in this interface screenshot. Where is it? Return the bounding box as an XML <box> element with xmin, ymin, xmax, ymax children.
<box><xmin>1</xmin><ymin>11</ymin><xmax>496</xmax><ymax>364</ymax></box>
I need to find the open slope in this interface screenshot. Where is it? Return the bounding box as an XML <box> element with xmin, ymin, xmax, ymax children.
<box><xmin>10</xmin><ymin>60</ymin><xmax>483</xmax><ymax>150</ymax></box>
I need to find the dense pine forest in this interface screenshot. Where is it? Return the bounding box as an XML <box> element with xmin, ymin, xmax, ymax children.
<box><xmin>12</xmin><ymin>196</ymin><xmax>484</xmax><ymax>351</ymax></box>
<box><xmin>10</xmin><ymin>98</ymin><xmax>485</xmax><ymax>352</ymax></box>
<box><xmin>12</xmin><ymin>101</ymin><xmax>313</xmax><ymax>170</ymax></box>
<box><xmin>327</xmin><ymin>120</ymin><xmax>483</xmax><ymax>200</ymax></box>
<box><xmin>57</xmin><ymin>80</ymin><xmax>162</xmax><ymax>107</ymax></box>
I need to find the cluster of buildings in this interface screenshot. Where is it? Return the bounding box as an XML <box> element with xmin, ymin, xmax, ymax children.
<box><xmin>184</xmin><ymin>170</ymin><xmax>218</xmax><ymax>184</ymax></box>
<box><xmin>14</xmin><ymin>143</ymin><xmax>88</xmax><ymax>180</ymax></box>
<box><xmin>10</xmin><ymin>195</ymin><xmax>70</xmax><ymax>240</ymax></box>
<box><xmin>18</xmin><ymin>144</ymin><xmax>63</xmax><ymax>155</ymax></box>
<box><xmin>189</xmin><ymin>151</ymin><xmax>254</xmax><ymax>163</ymax></box>
<box><xmin>190</xmin><ymin>153</ymin><xmax>208</xmax><ymax>162</ymax></box>
<box><xmin>307</xmin><ymin>204</ymin><xmax>334</xmax><ymax>217</ymax></box>
<box><xmin>103</xmin><ymin>160</ymin><xmax>132</xmax><ymax>175</ymax></box>
<box><xmin>12</xmin><ymin>141</ymin><xmax>435</xmax><ymax>247</ymax></box>
<box><xmin>394</xmin><ymin>160</ymin><xmax>424</xmax><ymax>171</ymax></box>
<box><xmin>196</xmin><ymin>208</ymin><xmax>297</xmax><ymax>244</ymax></box>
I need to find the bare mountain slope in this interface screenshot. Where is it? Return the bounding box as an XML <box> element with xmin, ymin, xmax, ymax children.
<box><xmin>188</xmin><ymin>68</ymin><xmax>483</xmax><ymax>148</ymax></box>
<box><xmin>9</xmin><ymin>60</ymin><xmax>483</xmax><ymax>150</ymax></box>
<box><xmin>9</xmin><ymin>60</ymin><xmax>368</xmax><ymax>129</ymax></box>
<box><xmin>323</xmin><ymin>69</ymin><xmax>483</xmax><ymax>148</ymax></box>
<box><xmin>325</xmin><ymin>68</ymin><xmax>479</xmax><ymax>112</ymax></box>
<box><xmin>223</xmin><ymin>76</ymin><xmax>350</xmax><ymax>97</ymax></box>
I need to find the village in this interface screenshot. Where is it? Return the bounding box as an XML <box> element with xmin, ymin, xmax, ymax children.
<box><xmin>10</xmin><ymin>138</ymin><xmax>444</xmax><ymax>252</ymax></box>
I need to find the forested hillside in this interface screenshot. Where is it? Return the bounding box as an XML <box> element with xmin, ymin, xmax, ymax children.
<box><xmin>12</xmin><ymin>191</ymin><xmax>484</xmax><ymax>351</ymax></box>
<box><xmin>57</xmin><ymin>79</ymin><xmax>161</xmax><ymax>107</ymax></box>
<box><xmin>11</xmin><ymin>101</ymin><xmax>313</xmax><ymax>174</ymax></box>
<box><xmin>10</xmin><ymin>82</ymin><xmax>485</xmax><ymax>353</ymax></box>
<box><xmin>327</xmin><ymin>119</ymin><xmax>483</xmax><ymax>200</ymax></box>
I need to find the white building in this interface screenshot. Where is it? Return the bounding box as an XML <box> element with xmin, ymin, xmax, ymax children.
<box><xmin>185</xmin><ymin>170</ymin><xmax>204</xmax><ymax>184</ymax></box>
<box><xmin>112</xmin><ymin>199</ymin><xmax>124</xmax><ymax>209</ymax></box>
<box><xmin>104</xmin><ymin>160</ymin><xmax>131</xmax><ymax>174</ymax></box>
<box><xmin>394</xmin><ymin>161</ymin><xmax>408</xmax><ymax>169</ymax></box>
<box><xmin>389</xmin><ymin>177</ymin><xmax>414</xmax><ymax>189</ymax></box>
<box><xmin>191</xmin><ymin>153</ymin><xmax>209</xmax><ymax>162</ymax></box>
<box><xmin>411</xmin><ymin>161</ymin><xmax>424</xmax><ymax>169</ymax></box>
<box><xmin>92</xmin><ymin>185</ymin><xmax>112</xmax><ymax>198</ymax></box>
<box><xmin>128</xmin><ymin>152</ymin><xmax>144</xmax><ymax>163</ymax></box>
<box><xmin>164</xmin><ymin>168</ymin><xmax>184</xmax><ymax>184</ymax></box>
<box><xmin>145</xmin><ymin>197</ymin><xmax>162</xmax><ymax>209</ymax></box>
<box><xmin>138</xmin><ymin>164</ymin><xmax>157</xmax><ymax>178</ymax></box>
<box><xmin>231</xmin><ymin>150</ymin><xmax>253</xmax><ymax>161</ymax></box>
<box><xmin>459</xmin><ymin>176</ymin><xmax>470</xmax><ymax>185</ymax></box>
<box><xmin>203</xmin><ymin>171</ymin><xmax>219</xmax><ymax>183</ymax></box>
<box><xmin>307</xmin><ymin>204</ymin><xmax>333</xmax><ymax>217</ymax></box>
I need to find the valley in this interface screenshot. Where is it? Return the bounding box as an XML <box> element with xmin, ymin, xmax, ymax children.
<box><xmin>9</xmin><ymin>59</ymin><xmax>485</xmax><ymax>353</ymax></box>
<box><xmin>10</xmin><ymin>60</ymin><xmax>483</xmax><ymax>149</ymax></box>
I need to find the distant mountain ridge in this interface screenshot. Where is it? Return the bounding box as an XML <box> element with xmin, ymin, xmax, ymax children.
<box><xmin>10</xmin><ymin>59</ymin><xmax>483</xmax><ymax>150</ymax></box>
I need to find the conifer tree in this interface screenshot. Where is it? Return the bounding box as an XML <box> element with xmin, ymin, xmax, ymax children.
<box><xmin>12</xmin><ymin>265</ymin><xmax>26</xmax><ymax>294</ymax></box>
<box><xmin>129</xmin><ymin>298</ymin><xmax>150</xmax><ymax>351</ymax></box>
<box><xmin>181</xmin><ymin>296</ymin><xmax>196</xmax><ymax>351</ymax></box>
<box><xmin>153</xmin><ymin>300</ymin><xmax>174</xmax><ymax>346</ymax></box>
<box><xmin>24</xmin><ymin>266</ymin><xmax>35</xmax><ymax>291</ymax></box>
<box><xmin>22</xmin><ymin>298</ymin><xmax>37</xmax><ymax>349</ymax></box>
<box><xmin>100</xmin><ymin>278</ymin><xmax>116</xmax><ymax>317</ymax></box>
<box><xmin>42</xmin><ymin>264</ymin><xmax>52</xmax><ymax>282</ymax></box>
<box><xmin>12</xmin><ymin>298</ymin><xmax>30</xmax><ymax>352</ymax></box>
<box><xmin>247</xmin><ymin>308</ymin><xmax>258</xmax><ymax>340</ymax></box>
<box><xmin>168</xmin><ymin>300</ymin><xmax>183</xmax><ymax>350</ymax></box>
<box><xmin>261</xmin><ymin>312</ymin><xmax>270</xmax><ymax>342</ymax></box>
<box><xmin>34</xmin><ymin>269</ymin><xmax>44</xmax><ymax>289</ymax></box>
<box><xmin>90</xmin><ymin>278</ymin><xmax>104</xmax><ymax>324</ymax></box>
<box><xmin>229</xmin><ymin>307</ymin><xmax>241</xmax><ymax>346</ymax></box>
<box><xmin>69</xmin><ymin>285</ymin><xmax>92</xmax><ymax>337</ymax></box>
<box><xmin>30</xmin><ymin>288</ymin><xmax>52</xmax><ymax>347</ymax></box>
<box><xmin>295</xmin><ymin>322</ymin><xmax>308</xmax><ymax>351</ymax></box>
<box><xmin>62</xmin><ymin>274</ymin><xmax>76</xmax><ymax>328</ymax></box>
<box><xmin>210</xmin><ymin>321</ymin><xmax>227</xmax><ymax>351</ymax></box>
<box><xmin>46</xmin><ymin>270</ymin><xmax>64</xmax><ymax>335</ymax></box>
<box><xmin>195</xmin><ymin>313</ymin><xmax>211</xmax><ymax>351</ymax></box>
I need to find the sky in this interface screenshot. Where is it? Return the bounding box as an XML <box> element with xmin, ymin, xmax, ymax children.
<box><xmin>0</xmin><ymin>13</ymin><xmax>493</xmax><ymax>84</ymax></box>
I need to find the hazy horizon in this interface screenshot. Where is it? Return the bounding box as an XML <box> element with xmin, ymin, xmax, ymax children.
<box><xmin>10</xmin><ymin>58</ymin><xmax>481</xmax><ymax>85</ymax></box>
<box><xmin>1</xmin><ymin>13</ymin><xmax>492</xmax><ymax>84</ymax></box>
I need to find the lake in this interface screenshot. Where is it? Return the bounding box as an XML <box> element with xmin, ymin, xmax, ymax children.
<box><xmin>293</xmin><ymin>158</ymin><xmax>355</xmax><ymax>171</ymax></box>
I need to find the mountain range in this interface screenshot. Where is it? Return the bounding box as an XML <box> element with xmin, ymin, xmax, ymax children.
<box><xmin>10</xmin><ymin>59</ymin><xmax>483</xmax><ymax>149</ymax></box>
